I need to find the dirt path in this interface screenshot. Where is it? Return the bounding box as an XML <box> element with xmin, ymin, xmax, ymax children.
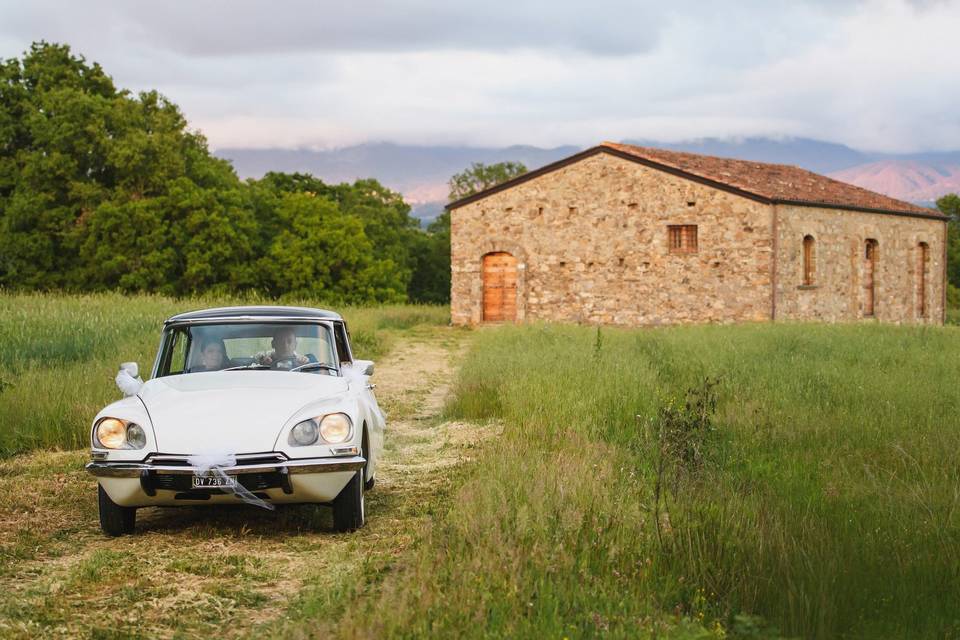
<box><xmin>0</xmin><ymin>326</ymin><xmax>490</xmax><ymax>639</ymax></box>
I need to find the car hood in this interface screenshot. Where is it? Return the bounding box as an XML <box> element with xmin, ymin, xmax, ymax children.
<box><xmin>138</xmin><ymin>371</ymin><xmax>349</xmax><ymax>453</ymax></box>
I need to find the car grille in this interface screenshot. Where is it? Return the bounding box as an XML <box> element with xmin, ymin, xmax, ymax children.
<box><xmin>140</xmin><ymin>452</ymin><xmax>292</xmax><ymax>496</ymax></box>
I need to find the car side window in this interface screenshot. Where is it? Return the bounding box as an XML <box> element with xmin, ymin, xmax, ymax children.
<box><xmin>334</xmin><ymin>324</ymin><xmax>352</xmax><ymax>365</ymax></box>
<box><xmin>166</xmin><ymin>328</ymin><xmax>189</xmax><ymax>375</ymax></box>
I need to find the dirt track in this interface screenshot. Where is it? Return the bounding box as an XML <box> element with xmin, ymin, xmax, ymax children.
<box><xmin>0</xmin><ymin>326</ymin><xmax>489</xmax><ymax>638</ymax></box>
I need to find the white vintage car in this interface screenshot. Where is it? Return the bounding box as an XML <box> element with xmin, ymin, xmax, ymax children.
<box><xmin>86</xmin><ymin>306</ymin><xmax>385</xmax><ymax>536</ymax></box>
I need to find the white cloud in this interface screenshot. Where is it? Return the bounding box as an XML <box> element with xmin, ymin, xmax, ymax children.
<box><xmin>0</xmin><ymin>0</ymin><xmax>956</xmax><ymax>152</ymax></box>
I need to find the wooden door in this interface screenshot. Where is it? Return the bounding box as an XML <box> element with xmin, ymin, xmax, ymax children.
<box><xmin>863</xmin><ymin>240</ymin><xmax>878</xmax><ymax>316</ymax></box>
<box><xmin>482</xmin><ymin>252</ymin><xmax>517</xmax><ymax>322</ymax></box>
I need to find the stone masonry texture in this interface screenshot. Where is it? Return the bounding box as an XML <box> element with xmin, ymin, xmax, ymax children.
<box><xmin>450</xmin><ymin>151</ymin><xmax>945</xmax><ymax>326</ymax></box>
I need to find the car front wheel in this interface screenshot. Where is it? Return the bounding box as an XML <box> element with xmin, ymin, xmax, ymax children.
<box><xmin>332</xmin><ymin>470</ymin><xmax>365</xmax><ymax>532</ymax></box>
<box><xmin>98</xmin><ymin>485</ymin><xmax>136</xmax><ymax>537</ymax></box>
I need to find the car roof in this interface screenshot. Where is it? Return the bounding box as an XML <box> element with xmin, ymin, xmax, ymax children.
<box><xmin>165</xmin><ymin>306</ymin><xmax>344</xmax><ymax>324</ymax></box>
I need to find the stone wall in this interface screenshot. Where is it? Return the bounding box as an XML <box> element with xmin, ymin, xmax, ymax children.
<box><xmin>451</xmin><ymin>152</ymin><xmax>775</xmax><ymax>325</ymax></box>
<box><xmin>774</xmin><ymin>204</ymin><xmax>946</xmax><ymax>324</ymax></box>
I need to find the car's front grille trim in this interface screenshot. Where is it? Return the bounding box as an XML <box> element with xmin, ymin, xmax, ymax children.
<box><xmin>146</xmin><ymin>452</ymin><xmax>289</xmax><ymax>467</ymax></box>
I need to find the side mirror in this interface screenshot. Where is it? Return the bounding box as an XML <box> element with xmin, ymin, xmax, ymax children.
<box><xmin>116</xmin><ymin>362</ymin><xmax>143</xmax><ymax>397</ymax></box>
<box><xmin>354</xmin><ymin>359</ymin><xmax>375</xmax><ymax>376</ymax></box>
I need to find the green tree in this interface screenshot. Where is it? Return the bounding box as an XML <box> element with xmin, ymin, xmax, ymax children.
<box><xmin>252</xmin><ymin>191</ymin><xmax>407</xmax><ymax>303</ymax></box>
<box><xmin>0</xmin><ymin>41</ymin><xmax>447</xmax><ymax>305</ymax></box>
<box><xmin>0</xmin><ymin>42</ymin><xmax>118</xmax><ymax>287</ymax></box>
<box><xmin>0</xmin><ymin>42</ymin><xmax>253</xmax><ymax>295</ymax></box>
<box><xmin>252</xmin><ymin>173</ymin><xmax>418</xmax><ymax>302</ymax></box>
<box><xmin>937</xmin><ymin>193</ymin><xmax>960</xmax><ymax>307</ymax></box>
<box><xmin>447</xmin><ymin>161</ymin><xmax>528</xmax><ymax>201</ymax></box>
<box><xmin>408</xmin><ymin>211</ymin><xmax>451</xmax><ymax>303</ymax></box>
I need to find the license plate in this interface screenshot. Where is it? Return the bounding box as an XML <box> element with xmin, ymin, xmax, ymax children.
<box><xmin>191</xmin><ymin>475</ymin><xmax>237</xmax><ymax>489</ymax></box>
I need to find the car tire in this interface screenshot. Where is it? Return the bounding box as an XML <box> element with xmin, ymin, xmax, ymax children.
<box><xmin>332</xmin><ymin>470</ymin><xmax>365</xmax><ymax>532</ymax></box>
<box><xmin>98</xmin><ymin>484</ymin><xmax>136</xmax><ymax>537</ymax></box>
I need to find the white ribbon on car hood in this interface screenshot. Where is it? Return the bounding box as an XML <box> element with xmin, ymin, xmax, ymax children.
<box><xmin>187</xmin><ymin>452</ymin><xmax>275</xmax><ymax>511</ymax></box>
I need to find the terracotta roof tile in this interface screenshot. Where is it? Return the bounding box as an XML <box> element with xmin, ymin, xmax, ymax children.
<box><xmin>602</xmin><ymin>142</ymin><xmax>937</xmax><ymax>217</ymax></box>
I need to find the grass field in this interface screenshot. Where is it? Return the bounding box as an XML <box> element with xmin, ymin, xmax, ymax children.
<box><xmin>341</xmin><ymin>322</ymin><xmax>960</xmax><ymax>639</ymax></box>
<box><xmin>2</xmin><ymin>293</ymin><xmax>959</xmax><ymax>638</ymax></box>
<box><xmin>0</xmin><ymin>291</ymin><xmax>448</xmax><ymax>457</ymax></box>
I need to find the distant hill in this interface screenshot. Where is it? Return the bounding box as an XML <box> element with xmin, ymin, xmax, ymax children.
<box><xmin>215</xmin><ymin>138</ymin><xmax>960</xmax><ymax>223</ymax></box>
<box><xmin>830</xmin><ymin>160</ymin><xmax>960</xmax><ymax>204</ymax></box>
<box><xmin>626</xmin><ymin>138</ymin><xmax>960</xmax><ymax>206</ymax></box>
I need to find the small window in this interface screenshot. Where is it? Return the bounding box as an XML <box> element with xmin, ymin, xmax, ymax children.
<box><xmin>863</xmin><ymin>239</ymin><xmax>879</xmax><ymax>317</ymax></box>
<box><xmin>162</xmin><ymin>327</ymin><xmax>190</xmax><ymax>375</ymax></box>
<box><xmin>668</xmin><ymin>225</ymin><xmax>698</xmax><ymax>254</ymax></box>
<box><xmin>334</xmin><ymin>323</ymin><xmax>353</xmax><ymax>364</ymax></box>
<box><xmin>918</xmin><ymin>242</ymin><xmax>930</xmax><ymax>318</ymax></box>
<box><xmin>802</xmin><ymin>235</ymin><xmax>816</xmax><ymax>286</ymax></box>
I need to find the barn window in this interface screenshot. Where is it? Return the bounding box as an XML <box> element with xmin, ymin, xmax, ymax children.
<box><xmin>802</xmin><ymin>235</ymin><xmax>816</xmax><ymax>286</ymax></box>
<box><xmin>668</xmin><ymin>225</ymin><xmax>698</xmax><ymax>254</ymax></box>
<box><xmin>917</xmin><ymin>242</ymin><xmax>930</xmax><ymax>318</ymax></box>
<box><xmin>863</xmin><ymin>239</ymin><xmax>879</xmax><ymax>317</ymax></box>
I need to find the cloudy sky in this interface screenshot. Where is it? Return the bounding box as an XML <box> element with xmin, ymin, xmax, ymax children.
<box><xmin>1</xmin><ymin>0</ymin><xmax>957</xmax><ymax>153</ymax></box>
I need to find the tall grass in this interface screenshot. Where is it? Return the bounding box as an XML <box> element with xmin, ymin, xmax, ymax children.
<box><xmin>0</xmin><ymin>291</ymin><xmax>448</xmax><ymax>457</ymax></box>
<box><xmin>345</xmin><ymin>323</ymin><xmax>960</xmax><ymax>639</ymax></box>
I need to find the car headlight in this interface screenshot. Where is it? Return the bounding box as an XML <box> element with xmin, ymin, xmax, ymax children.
<box><xmin>319</xmin><ymin>413</ymin><xmax>352</xmax><ymax>444</ymax></box>
<box><xmin>94</xmin><ymin>418</ymin><xmax>147</xmax><ymax>450</ymax></box>
<box><xmin>290</xmin><ymin>419</ymin><xmax>320</xmax><ymax>446</ymax></box>
<box><xmin>288</xmin><ymin>413</ymin><xmax>353</xmax><ymax>446</ymax></box>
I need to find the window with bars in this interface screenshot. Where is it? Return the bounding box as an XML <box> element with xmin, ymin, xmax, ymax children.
<box><xmin>668</xmin><ymin>225</ymin><xmax>698</xmax><ymax>254</ymax></box>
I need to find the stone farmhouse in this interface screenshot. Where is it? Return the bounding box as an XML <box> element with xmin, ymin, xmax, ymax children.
<box><xmin>448</xmin><ymin>142</ymin><xmax>948</xmax><ymax>326</ymax></box>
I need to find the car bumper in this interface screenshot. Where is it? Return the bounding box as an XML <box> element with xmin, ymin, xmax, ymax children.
<box><xmin>86</xmin><ymin>456</ymin><xmax>365</xmax><ymax>508</ymax></box>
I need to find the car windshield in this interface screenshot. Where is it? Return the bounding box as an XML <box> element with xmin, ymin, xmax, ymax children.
<box><xmin>156</xmin><ymin>322</ymin><xmax>338</xmax><ymax>377</ymax></box>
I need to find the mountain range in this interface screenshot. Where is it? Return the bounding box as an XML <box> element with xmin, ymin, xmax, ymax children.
<box><xmin>215</xmin><ymin>138</ymin><xmax>960</xmax><ymax>223</ymax></box>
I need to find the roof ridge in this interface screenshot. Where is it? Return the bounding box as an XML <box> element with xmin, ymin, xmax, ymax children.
<box><xmin>599</xmin><ymin>141</ymin><xmax>936</xmax><ymax>217</ymax></box>
<box><xmin>447</xmin><ymin>142</ymin><xmax>945</xmax><ymax>219</ymax></box>
<box><xmin>601</xmin><ymin>141</ymin><xmax>805</xmax><ymax>172</ymax></box>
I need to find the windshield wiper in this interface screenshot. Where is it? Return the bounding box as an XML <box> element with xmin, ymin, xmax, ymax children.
<box><xmin>290</xmin><ymin>362</ymin><xmax>339</xmax><ymax>374</ymax></box>
<box><xmin>224</xmin><ymin>363</ymin><xmax>272</xmax><ymax>371</ymax></box>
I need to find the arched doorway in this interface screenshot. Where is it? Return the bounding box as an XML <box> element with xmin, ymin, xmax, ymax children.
<box><xmin>482</xmin><ymin>252</ymin><xmax>517</xmax><ymax>322</ymax></box>
<box><xmin>863</xmin><ymin>239</ymin><xmax>879</xmax><ymax>317</ymax></box>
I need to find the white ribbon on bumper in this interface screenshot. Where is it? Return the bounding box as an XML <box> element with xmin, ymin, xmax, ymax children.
<box><xmin>187</xmin><ymin>452</ymin><xmax>276</xmax><ymax>511</ymax></box>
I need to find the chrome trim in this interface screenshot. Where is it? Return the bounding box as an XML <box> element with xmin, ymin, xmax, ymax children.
<box><xmin>86</xmin><ymin>456</ymin><xmax>365</xmax><ymax>478</ymax></box>
<box><xmin>146</xmin><ymin>452</ymin><xmax>288</xmax><ymax>465</ymax></box>
<box><xmin>164</xmin><ymin>317</ymin><xmax>338</xmax><ymax>326</ymax></box>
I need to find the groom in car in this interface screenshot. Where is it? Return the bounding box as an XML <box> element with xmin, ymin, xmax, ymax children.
<box><xmin>254</xmin><ymin>326</ymin><xmax>310</xmax><ymax>369</ymax></box>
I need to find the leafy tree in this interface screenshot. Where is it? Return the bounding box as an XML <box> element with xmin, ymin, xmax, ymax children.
<box><xmin>0</xmin><ymin>42</ymin><xmax>251</xmax><ymax>294</ymax></box>
<box><xmin>937</xmin><ymin>194</ymin><xmax>960</xmax><ymax>307</ymax></box>
<box><xmin>448</xmin><ymin>161</ymin><xmax>528</xmax><ymax>201</ymax></box>
<box><xmin>0</xmin><ymin>41</ymin><xmax>452</xmax><ymax>305</ymax></box>
<box><xmin>252</xmin><ymin>191</ymin><xmax>406</xmax><ymax>303</ymax></box>
<box><xmin>408</xmin><ymin>211</ymin><xmax>451</xmax><ymax>303</ymax></box>
<box><xmin>251</xmin><ymin>174</ymin><xmax>417</xmax><ymax>302</ymax></box>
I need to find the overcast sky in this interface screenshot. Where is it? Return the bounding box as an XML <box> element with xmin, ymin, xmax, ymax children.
<box><xmin>1</xmin><ymin>0</ymin><xmax>957</xmax><ymax>153</ymax></box>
